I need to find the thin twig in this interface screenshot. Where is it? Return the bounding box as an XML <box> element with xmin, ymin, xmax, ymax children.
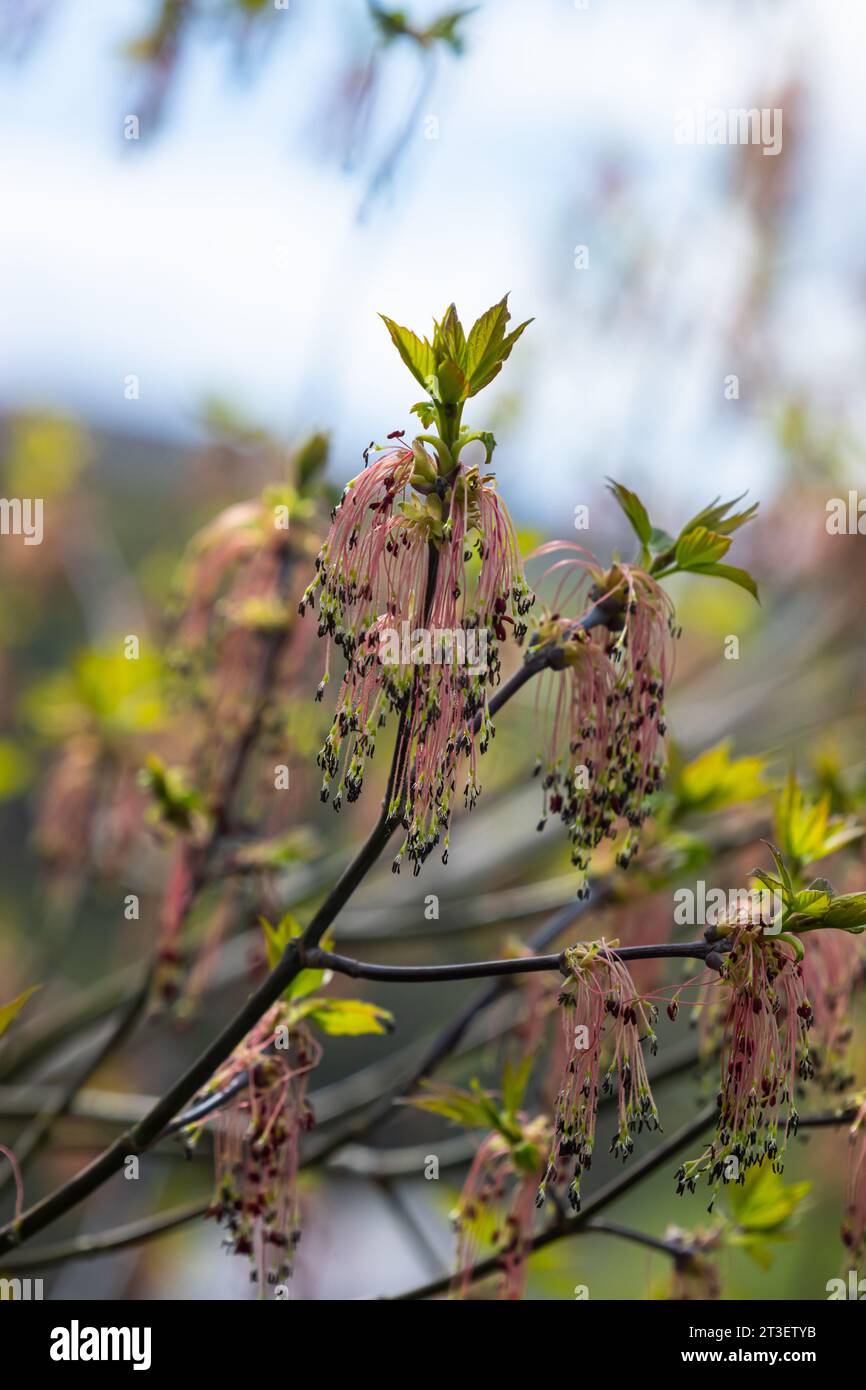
<box><xmin>582</xmin><ymin>1217</ymin><xmax>693</xmax><ymax>1259</ymax></box>
<box><xmin>0</xmin><ymin>1199</ymin><xmax>209</xmax><ymax>1273</ymax></box>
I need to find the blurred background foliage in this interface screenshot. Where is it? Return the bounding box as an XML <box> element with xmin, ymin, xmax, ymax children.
<box><xmin>1</xmin><ymin>0</ymin><xmax>865</xmax><ymax>1300</ymax></box>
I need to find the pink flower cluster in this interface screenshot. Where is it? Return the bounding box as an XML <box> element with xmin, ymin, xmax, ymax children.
<box><xmin>802</xmin><ymin>926</ymin><xmax>861</xmax><ymax>1090</ymax></box>
<box><xmin>452</xmin><ymin>1124</ymin><xmax>548</xmax><ymax>1301</ymax></box>
<box><xmin>680</xmin><ymin>926</ymin><xmax>813</xmax><ymax>1197</ymax></box>
<box><xmin>530</xmin><ymin>544</ymin><xmax>676</xmax><ymax>893</ymax></box>
<box><xmin>540</xmin><ymin>941</ymin><xmax>660</xmax><ymax>1212</ymax></box>
<box><xmin>197</xmin><ymin>1005</ymin><xmax>321</xmax><ymax>1289</ymax></box>
<box><xmin>300</xmin><ymin>446</ymin><xmax>533</xmax><ymax>872</ymax></box>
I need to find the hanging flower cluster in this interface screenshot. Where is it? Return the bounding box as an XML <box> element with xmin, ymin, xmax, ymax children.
<box><xmin>403</xmin><ymin>1072</ymin><xmax>550</xmax><ymax>1301</ymax></box>
<box><xmin>530</xmin><ymin>543</ymin><xmax>676</xmax><ymax>894</ymax></box>
<box><xmin>141</xmin><ymin>479</ymin><xmax>323</xmax><ymax>1007</ymax></box>
<box><xmin>523</xmin><ymin>485</ymin><xmax>760</xmax><ymax>892</ymax></box>
<box><xmin>167</xmin><ymin>488</ymin><xmax>318</xmax><ymax>805</ymax></box>
<box><xmin>188</xmin><ymin>910</ymin><xmax>394</xmax><ymax>1287</ymax></box>
<box><xmin>452</xmin><ymin>1118</ymin><xmax>550</xmax><ymax>1300</ymax></box>
<box><xmin>30</xmin><ymin>649</ymin><xmax>162</xmax><ymax>892</ymax></box>
<box><xmin>679</xmin><ymin>921</ymin><xmax>813</xmax><ymax>1200</ymax></box>
<box><xmin>300</xmin><ymin>445</ymin><xmax>533</xmax><ymax>873</ymax></box>
<box><xmin>539</xmin><ymin>940</ymin><xmax>660</xmax><ymax>1212</ymax></box>
<box><xmin>191</xmin><ymin>1004</ymin><xmax>321</xmax><ymax>1289</ymax></box>
<box><xmin>801</xmin><ymin>924</ymin><xmax>860</xmax><ymax>1091</ymax></box>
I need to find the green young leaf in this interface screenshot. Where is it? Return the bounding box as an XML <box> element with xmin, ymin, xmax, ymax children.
<box><xmin>606</xmin><ymin>479</ymin><xmax>652</xmax><ymax>546</ymax></box>
<box><xmin>258</xmin><ymin>913</ymin><xmax>332</xmax><ymax>1000</ymax></box>
<box><xmin>410</xmin><ymin>400</ymin><xmax>438</xmax><ymax>429</ymax></box>
<box><xmin>305</xmin><ymin>997</ymin><xmax>394</xmax><ymax>1036</ymax></box>
<box><xmin>464</xmin><ymin>295</ymin><xmax>532</xmax><ymax>396</ymax></box>
<box><xmin>368</xmin><ymin>4</ymin><xmax>411</xmax><ymax>43</ymax></box>
<box><xmin>821</xmin><ymin>892</ymin><xmax>866</xmax><ymax>935</ymax></box>
<box><xmin>434</xmin><ymin>303</ymin><xmax>466</xmax><ymax>365</ymax></box>
<box><xmin>680</xmin><ymin>493</ymin><xmax>759</xmax><ymax>538</ymax></box>
<box><xmin>687</xmin><ymin>562</ymin><xmax>760</xmax><ymax>602</ymax></box>
<box><xmin>726</xmin><ymin>1164</ymin><xmax>811</xmax><ymax>1233</ymax></box>
<box><xmin>477</xmin><ymin>429</ymin><xmax>497</xmax><ymax>462</ymax></box>
<box><xmin>259</xmin><ymin>912</ymin><xmax>293</xmax><ymax>974</ymax></box>
<box><xmin>762</xmin><ymin>841</ymin><xmax>794</xmax><ymax>898</ymax></box>
<box><xmin>422</xmin><ymin>7</ymin><xmax>476</xmax><ymax>52</ymax></box>
<box><xmin>0</xmin><ymin>985</ymin><xmax>40</xmax><ymax>1040</ymax></box>
<box><xmin>805</xmin><ymin>876</ymin><xmax>836</xmax><ymax>898</ymax></box>
<box><xmin>379</xmin><ymin>314</ymin><xmax>437</xmax><ymax>389</ymax></box>
<box><xmin>775</xmin><ymin>775</ymin><xmax>828</xmax><ymax>868</ymax></box>
<box><xmin>773</xmin><ymin>774</ymin><xmax>862</xmax><ymax>873</ymax></box>
<box><xmin>465</xmin><ymin>296</ymin><xmax>510</xmax><ymax>375</ymax></box>
<box><xmin>401</xmin><ymin>1082</ymin><xmax>491</xmax><ymax>1128</ymax></box>
<box><xmin>25</xmin><ymin>649</ymin><xmax>164</xmax><ymax>740</ymax></box>
<box><xmin>501</xmin><ymin>1054</ymin><xmax>533</xmax><ymax>1115</ymax></box>
<box><xmin>674</xmin><ymin>740</ymin><xmax>767</xmax><ymax>814</ymax></box>
<box><xmin>750</xmin><ymin>868</ymin><xmax>784</xmax><ymax>897</ymax></box>
<box><xmin>821</xmin><ymin>823</ymin><xmax>865</xmax><ymax>856</ymax></box>
<box><xmin>369</xmin><ymin>5</ymin><xmax>476</xmax><ymax>53</ymax></box>
<box><xmin>675</xmin><ymin>526</ymin><xmax>733</xmax><ymax>570</ymax></box>
<box><xmin>788</xmin><ymin>888</ymin><xmax>831</xmax><ymax>917</ymax></box>
<box><xmin>436</xmin><ymin>358</ymin><xmax>470</xmax><ymax>405</ymax></box>
<box><xmin>139</xmin><ymin>755</ymin><xmax>206</xmax><ymax>832</ymax></box>
<box><xmin>473</xmin><ymin>321</ymin><xmax>532</xmax><ymax>395</ymax></box>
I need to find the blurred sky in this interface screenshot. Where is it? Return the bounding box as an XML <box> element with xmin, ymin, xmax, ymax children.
<box><xmin>1</xmin><ymin>0</ymin><xmax>865</xmax><ymax>522</ymax></box>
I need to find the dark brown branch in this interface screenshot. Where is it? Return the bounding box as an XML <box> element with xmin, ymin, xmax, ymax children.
<box><xmin>583</xmin><ymin>1217</ymin><xmax>694</xmax><ymax>1259</ymax></box>
<box><xmin>305</xmin><ymin>939</ymin><xmax>713</xmax><ymax>984</ymax></box>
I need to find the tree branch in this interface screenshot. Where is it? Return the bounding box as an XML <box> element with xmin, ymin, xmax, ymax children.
<box><xmin>304</xmin><ymin>939</ymin><xmax>714</xmax><ymax>984</ymax></box>
<box><xmin>0</xmin><ymin>965</ymin><xmax>154</xmax><ymax>1194</ymax></box>
<box><xmin>582</xmin><ymin>1217</ymin><xmax>694</xmax><ymax>1259</ymax></box>
<box><xmin>0</xmin><ymin>1199</ymin><xmax>209</xmax><ymax>1273</ymax></box>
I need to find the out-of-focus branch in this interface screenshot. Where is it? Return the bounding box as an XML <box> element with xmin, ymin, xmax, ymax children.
<box><xmin>0</xmin><ymin>966</ymin><xmax>154</xmax><ymax>1194</ymax></box>
<box><xmin>391</xmin><ymin>1103</ymin><xmax>719</xmax><ymax>1300</ymax></box>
